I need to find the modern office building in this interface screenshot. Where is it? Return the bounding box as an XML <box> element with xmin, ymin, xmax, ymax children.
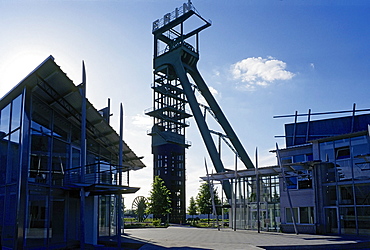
<box><xmin>203</xmin><ymin>106</ymin><xmax>370</xmax><ymax>236</ymax></box>
<box><xmin>0</xmin><ymin>56</ymin><xmax>145</xmax><ymax>249</ymax></box>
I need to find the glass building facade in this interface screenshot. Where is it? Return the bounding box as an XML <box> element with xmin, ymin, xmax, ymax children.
<box><xmin>276</xmin><ymin>111</ymin><xmax>370</xmax><ymax>236</ymax></box>
<box><xmin>318</xmin><ymin>135</ymin><xmax>370</xmax><ymax>235</ymax></box>
<box><xmin>231</xmin><ymin>175</ymin><xmax>280</xmax><ymax>231</ymax></box>
<box><xmin>0</xmin><ymin>56</ymin><xmax>145</xmax><ymax>249</ymax></box>
<box><xmin>204</xmin><ymin>109</ymin><xmax>370</xmax><ymax>236</ymax></box>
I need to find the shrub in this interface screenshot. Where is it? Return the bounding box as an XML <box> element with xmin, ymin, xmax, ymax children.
<box><xmin>152</xmin><ymin>218</ymin><xmax>161</xmax><ymax>227</ymax></box>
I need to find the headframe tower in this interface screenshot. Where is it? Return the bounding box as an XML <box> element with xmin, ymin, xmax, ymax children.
<box><xmin>147</xmin><ymin>1</ymin><xmax>254</xmax><ymax>223</ymax></box>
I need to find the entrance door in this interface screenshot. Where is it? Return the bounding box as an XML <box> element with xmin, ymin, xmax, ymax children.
<box><xmin>250</xmin><ymin>203</ymin><xmax>268</xmax><ymax>231</ymax></box>
<box><xmin>325</xmin><ymin>207</ymin><xmax>339</xmax><ymax>234</ymax></box>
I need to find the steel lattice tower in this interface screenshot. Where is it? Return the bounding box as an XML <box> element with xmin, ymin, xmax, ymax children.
<box><xmin>147</xmin><ymin>1</ymin><xmax>254</xmax><ymax>223</ymax></box>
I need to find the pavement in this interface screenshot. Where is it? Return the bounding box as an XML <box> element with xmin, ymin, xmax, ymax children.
<box><xmin>118</xmin><ymin>225</ymin><xmax>370</xmax><ymax>250</ymax></box>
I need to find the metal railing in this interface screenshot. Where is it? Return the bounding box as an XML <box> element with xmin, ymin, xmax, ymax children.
<box><xmin>152</xmin><ymin>1</ymin><xmax>194</xmax><ymax>32</ymax></box>
<box><xmin>64</xmin><ymin>162</ymin><xmax>129</xmax><ymax>186</ymax></box>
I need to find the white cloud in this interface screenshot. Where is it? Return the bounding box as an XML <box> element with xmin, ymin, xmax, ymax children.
<box><xmin>213</xmin><ymin>69</ymin><xmax>220</xmax><ymax>77</ymax></box>
<box><xmin>131</xmin><ymin>114</ymin><xmax>152</xmax><ymax>129</ymax></box>
<box><xmin>231</xmin><ymin>56</ymin><xmax>295</xmax><ymax>90</ymax></box>
<box><xmin>195</xmin><ymin>86</ymin><xmax>220</xmax><ymax>106</ymax></box>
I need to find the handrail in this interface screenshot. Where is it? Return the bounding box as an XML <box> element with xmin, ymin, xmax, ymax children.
<box><xmin>63</xmin><ymin>162</ymin><xmax>129</xmax><ymax>186</ymax></box>
<box><xmin>152</xmin><ymin>1</ymin><xmax>194</xmax><ymax>32</ymax></box>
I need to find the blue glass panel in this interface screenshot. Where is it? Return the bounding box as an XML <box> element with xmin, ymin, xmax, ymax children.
<box><xmin>306</xmin><ymin>154</ymin><xmax>313</xmax><ymax>161</ymax></box>
<box><xmin>339</xmin><ymin>185</ymin><xmax>354</xmax><ymax>205</ymax></box>
<box><xmin>9</xmin><ymin>130</ymin><xmax>20</xmax><ymax>183</ymax></box>
<box><xmin>30</xmin><ymin>133</ymin><xmax>50</xmax><ymax>184</ymax></box>
<box><xmin>353</xmin><ymin>157</ymin><xmax>370</xmax><ymax>180</ymax></box>
<box><xmin>0</xmin><ymin>104</ymin><xmax>10</xmax><ymax>135</ymax></box>
<box><xmin>3</xmin><ymin>187</ymin><xmax>17</xmax><ymax>248</ymax></box>
<box><xmin>293</xmin><ymin>154</ymin><xmax>305</xmax><ymax>163</ymax></box>
<box><xmin>336</xmin><ymin>159</ymin><xmax>352</xmax><ymax>181</ymax></box>
<box><xmin>0</xmin><ymin>136</ymin><xmax>8</xmax><ymax>185</ymax></box>
<box><xmin>320</xmin><ymin>141</ymin><xmax>334</xmax><ymax>162</ymax></box>
<box><xmin>10</xmin><ymin>129</ymin><xmax>20</xmax><ymax>144</ymax></box>
<box><xmin>0</xmin><ymin>194</ymin><xmax>4</xmax><ymax>229</ymax></box>
<box><xmin>352</xmin><ymin>136</ymin><xmax>369</xmax><ymax>154</ymax></box>
<box><xmin>286</xmin><ymin>176</ymin><xmax>297</xmax><ymax>189</ymax></box>
<box><xmin>11</xmin><ymin>94</ymin><xmax>22</xmax><ymax>131</ymax></box>
<box><xmin>52</xmin><ymin>139</ymin><xmax>68</xmax><ymax>186</ymax></box>
<box><xmin>357</xmin><ymin>206</ymin><xmax>370</xmax><ymax>235</ymax></box>
<box><xmin>25</xmin><ymin>189</ymin><xmax>48</xmax><ymax>247</ymax></box>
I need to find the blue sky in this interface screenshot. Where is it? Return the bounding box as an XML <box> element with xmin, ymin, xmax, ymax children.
<box><xmin>1</xmin><ymin>0</ymin><xmax>369</xmax><ymax>208</ymax></box>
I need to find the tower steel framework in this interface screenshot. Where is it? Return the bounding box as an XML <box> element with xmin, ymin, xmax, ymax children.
<box><xmin>147</xmin><ymin>1</ymin><xmax>254</xmax><ymax>223</ymax></box>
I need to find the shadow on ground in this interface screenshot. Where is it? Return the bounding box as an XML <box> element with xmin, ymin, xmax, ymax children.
<box><xmin>98</xmin><ymin>234</ymin><xmax>208</xmax><ymax>250</ymax></box>
<box><xmin>260</xmin><ymin>241</ymin><xmax>370</xmax><ymax>250</ymax></box>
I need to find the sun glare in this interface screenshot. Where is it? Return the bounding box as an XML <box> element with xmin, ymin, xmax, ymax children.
<box><xmin>0</xmin><ymin>51</ymin><xmax>49</xmax><ymax>97</ymax></box>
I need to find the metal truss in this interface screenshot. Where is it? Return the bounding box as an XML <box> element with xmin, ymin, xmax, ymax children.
<box><xmin>151</xmin><ymin>2</ymin><xmax>254</xmax><ymax>200</ymax></box>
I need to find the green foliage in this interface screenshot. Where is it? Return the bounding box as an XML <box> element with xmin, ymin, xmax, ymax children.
<box><xmin>187</xmin><ymin>196</ymin><xmax>197</xmax><ymax>217</ymax></box>
<box><xmin>147</xmin><ymin>176</ymin><xmax>172</xmax><ymax>219</ymax></box>
<box><xmin>152</xmin><ymin>218</ymin><xmax>161</xmax><ymax>227</ymax></box>
<box><xmin>196</xmin><ymin>182</ymin><xmax>212</xmax><ymax>215</ymax></box>
<box><xmin>195</xmin><ymin>182</ymin><xmax>222</xmax><ymax>216</ymax></box>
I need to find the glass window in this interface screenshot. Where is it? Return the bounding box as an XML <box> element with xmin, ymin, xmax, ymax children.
<box><xmin>355</xmin><ymin>184</ymin><xmax>370</xmax><ymax>205</ymax></box>
<box><xmin>340</xmin><ymin>207</ymin><xmax>356</xmax><ymax>234</ymax></box>
<box><xmin>0</xmin><ymin>104</ymin><xmax>10</xmax><ymax>135</ymax></box>
<box><xmin>0</xmin><ymin>136</ymin><xmax>8</xmax><ymax>185</ymax></box>
<box><xmin>30</xmin><ymin>133</ymin><xmax>50</xmax><ymax>184</ymax></box>
<box><xmin>10</xmin><ymin>129</ymin><xmax>20</xmax><ymax>144</ymax></box>
<box><xmin>31</xmin><ymin>99</ymin><xmax>52</xmax><ymax>135</ymax></box>
<box><xmin>66</xmin><ymin>147</ymin><xmax>81</xmax><ymax>184</ymax></box>
<box><xmin>11</xmin><ymin>94</ymin><xmax>22</xmax><ymax>131</ymax></box>
<box><xmin>25</xmin><ymin>190</ymin><xmax>48</xmax><ymax>247</ymax></box>
<box><xmin>320</xmin><ymin>141</ymin><xmax>334</xmax><ymax>162</ymax></box>
<box><xmin>52</xmin><ymin>139</ymin><xmax>69</xmax><ymax>186</ymax></box>
<box><xmin>286</xmin><ymin>176</ymin><xmax>297</xmax><ymax>189</ymax></box>
<box><xmin>286</xmin><ymin>207</ymin><xmax>298</xmax><ymax>223</ymax></box>
<box><xmin>293</xmin><ymin>154</ymin><xmax>305</xmax><ymax>163</ymax></box>
<box><xmin>306</xmin><ymin>154</ymin><xmax>313</xmax><ymax>161</ymax></box>
<box><xmin>298</xmin><ymin>170</ymin><xmax>312</xmax><ymax>189</ymax></box>
<box><xmin>9</xmin><ymin>132</ymin><xmax>20</xmax><ymax>183</ymax></box>
<box><xmin>336</xmin><ymin>146</ymin><xmax>350</xmax><ymax>160</ymax></box>
<box><xmin>0</xmin><ymin>193</ymin><xmax>4</xmax><ymax>232</ymax></box>
<box><xmin>336</xmin><ymin>160</ymin><xmax>352</xmax><ymax>181</ymax></box>
<box><xmin>50</xmin><ymin>193</ymin><xmax>65</xmax><ymax>244</ymax></box>
<box><xmin>300</xmin><ymin>207</ymin><xmax>314</xmax><ymax>224</ymax></box>
<box><xmin>281</xmin><ymin>157</ymin><xmax>292</xmax><ymax>164</ymax></box>
<box><xmin>352</xmin><ymin>136</ymin><xmax>369</xmax><ymax>157</ymax></box>
<box><xmin>339</xmin><ymin>185</ymin><xmax>354</xmax><ymax>205</ymax></box>
<box><xmin>357</xmin><ymin>206</ymin><xmax>370</xmax><ymax>235</ymax></box>
<box><xmin>3</xmin><ymin>192</ymin><xmax>17</xmax><ymax>247</ymax></box>
<box><xmin>353</xmin><ymin>157</ymin><xmax>370</xmax><ymax>180</ymax></box>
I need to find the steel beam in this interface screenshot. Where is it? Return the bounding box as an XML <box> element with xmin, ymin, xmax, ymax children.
<box><xmin>186</xmin><ymin>67</ymin><xmax>254</xmax><ymax>169</ymax></box>
<box><xmin>168</xmin><ymin>56</ymin><xmax>232</xmax><ymax>199</ymax></box>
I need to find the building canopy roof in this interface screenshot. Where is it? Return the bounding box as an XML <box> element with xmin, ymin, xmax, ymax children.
<box><xmin>0</xmin><ymin>55</ymin><xmax>145</xmax><ymax>170</ymax></box>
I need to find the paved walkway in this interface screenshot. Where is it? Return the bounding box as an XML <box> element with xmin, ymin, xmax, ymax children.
<box><xmin>121</xmin><ymin>225</ymin><xmax>370</xmax><ymax>250</ymax></box>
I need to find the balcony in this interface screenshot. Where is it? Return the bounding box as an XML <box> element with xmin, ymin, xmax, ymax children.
<box><xmin>61</xmin><ymin>162</ymin><xmax>139</xmax><ymax>195</ymax></box>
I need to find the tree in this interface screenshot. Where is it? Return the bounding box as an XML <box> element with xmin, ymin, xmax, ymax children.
<box><xmin>147</xmin><ymin>176</ymin><xmax>171</xmax><ymax>222</ymax></box>
<box><xmin>187</xmin><ymin>196</ymin><xmax>197</xmax><ymax>225</ymax></box>
<box><xmin>196</xmin><ymin>182</ymin><xmax>221</xmax><ymax>223</ymax></box>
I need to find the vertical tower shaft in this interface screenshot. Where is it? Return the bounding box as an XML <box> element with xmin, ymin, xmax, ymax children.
<box><xmin>147</xmin><ymin>2</ymin><xmax>254</xmax><ymax>221</ymax></box>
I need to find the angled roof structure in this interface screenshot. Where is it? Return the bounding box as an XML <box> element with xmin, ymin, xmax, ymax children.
<box><xmin>0</xmin><ymin>55</ymin><xmax>145</xmax><ymax>170</ymax></box>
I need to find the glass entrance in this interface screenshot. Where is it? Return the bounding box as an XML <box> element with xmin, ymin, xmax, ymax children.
<box><xmin>249</xmin><ymin>202</ymin><xmax>268</xmax><ymax>230</ymax></box>
<box><xmin>325</xmin><ymin>207</ymin><xmax>339</xmax><ymax>234</ymax></box>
